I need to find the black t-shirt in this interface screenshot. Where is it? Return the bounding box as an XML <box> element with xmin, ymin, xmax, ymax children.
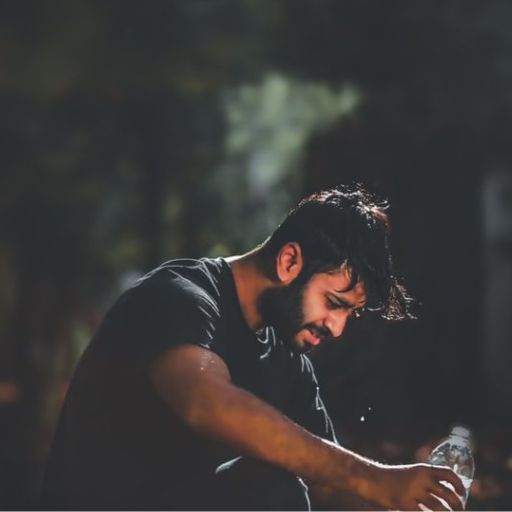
<box><xmin>41</xmin><ymin>258</ymin><xmax>337</xmax><ymax>510</ymax></box>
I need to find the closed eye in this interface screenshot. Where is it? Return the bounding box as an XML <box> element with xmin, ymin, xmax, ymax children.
<box><xmin>327</xmin><ymin>296</ymin><xmax>352</xmax><ymax>310</ymax></box>
<box><xmin>327</xmin><ymin>296</ymin><xmax>363</xmax><ymax>318</ymax></box>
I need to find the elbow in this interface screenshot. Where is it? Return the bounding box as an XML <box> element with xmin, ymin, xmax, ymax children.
<box><xmin>182</xmin><ymin>401</ymin><xmax>207</xmax><ymax>430</ymax></box>
<box><xmin>180</xmin><ymin>386</ymin><xmax>237</xmax><ymax>438</ymax></box>
<box><xmin>180</xmin><ymin>392</ymin><xmax>218</xmax><ymax>432</ymax></box>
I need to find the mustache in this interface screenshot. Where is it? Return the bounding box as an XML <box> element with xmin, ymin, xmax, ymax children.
<box><xmin>305</xmin><ymin>324</ymin><xmax>332</xmax><ymax>341</ymax></box>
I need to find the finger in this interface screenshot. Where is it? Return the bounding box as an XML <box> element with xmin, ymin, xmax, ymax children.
<box><xmin>432</xmin><ymin>482</ymin><xmax>464</xmax><ymax>511</ymax></box>
<box><xmin>434</xmin><ymin>467</ymin><xmax>466</xmax><ymax>497</ymax></box>
<box><xmin>420</xmin><ymin>494</ymin><xmax>451</xmax><ymax>512</ymax></box>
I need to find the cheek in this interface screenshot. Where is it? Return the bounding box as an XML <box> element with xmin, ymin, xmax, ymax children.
<box><xmin>300</xmin><ymin>293</ymin><xmax>326</xmax><ymax>323</ymax></box>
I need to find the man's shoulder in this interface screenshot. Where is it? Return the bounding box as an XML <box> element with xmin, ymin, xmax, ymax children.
<box><xmin>97</xmin><ymin>258</ymin><xmax>231</xmax><ymax>357</ymax></box>
<box><xmin>131</xmin><ymin>257</ymin><xmax>226</xmax><ymax>305</ymax></box>
<box><xmin>138</xmin><ymin>257</ymin><xmax>225</xmax><ymax>287</ymax></box>
<box><xmin>102</xmin><ymin>257</ymin><xmax>229</xmax><ymax>330</ymax></box>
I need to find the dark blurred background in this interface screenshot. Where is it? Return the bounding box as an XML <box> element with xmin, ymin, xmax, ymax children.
<box><xmin>1</xmin><ymin>0</ymin><xmax>512</xmax><ymax>509</ymax></box>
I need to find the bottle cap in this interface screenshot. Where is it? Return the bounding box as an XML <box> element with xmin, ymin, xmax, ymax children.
<box><xmin>450</xmin><ymin>425</ymin><xmax>471</xmax><ymax>440</ymax></box>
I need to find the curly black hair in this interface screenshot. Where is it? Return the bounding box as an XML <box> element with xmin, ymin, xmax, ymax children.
<box><xmin>257</xmin><ymin>183</ymin><xmax>414</xmax><ymax>320</ymax></box>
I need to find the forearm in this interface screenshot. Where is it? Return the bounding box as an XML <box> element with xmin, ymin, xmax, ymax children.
<box><xmin>186</xmin><ymin>378</ymin><xmax>377</xmax><ymax>496</ymax></box>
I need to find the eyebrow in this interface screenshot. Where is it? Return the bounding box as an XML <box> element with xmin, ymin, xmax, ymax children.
<box><xmin>331</xmin><ymin>292</ymin><xmax>366</xmax><ymax>309</ymax></box>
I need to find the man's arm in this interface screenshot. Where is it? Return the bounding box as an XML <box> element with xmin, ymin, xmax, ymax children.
<box><xmin>150</xmin><ymin>344</ymin><xmax>465</xmax><ymax>511</ymax></box>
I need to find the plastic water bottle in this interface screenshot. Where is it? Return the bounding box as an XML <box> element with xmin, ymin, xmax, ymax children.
<box><xmin>428</xmin><ymin>425</ymin><xmax>475</xmax><ymax>507</ymax></box>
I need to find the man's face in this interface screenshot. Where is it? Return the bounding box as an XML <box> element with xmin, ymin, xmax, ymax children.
<box><xmin>259</xmin><ymin>266</ymin><xmax>367</xmax><ymax>353</ymax></box>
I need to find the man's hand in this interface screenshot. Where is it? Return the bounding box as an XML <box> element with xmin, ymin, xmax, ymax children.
<box><xmin>361</xmin><ymin>463</ymin><xmax>466</xmax><ymax>511</ymax></box>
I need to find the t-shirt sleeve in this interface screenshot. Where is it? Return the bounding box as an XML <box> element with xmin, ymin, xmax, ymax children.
<box><xmin>102</xmin><ymin>271</ymin><xmax>224</xmax><ymax>367</ymax></box>
<box><xmin>287</xmin><ymin>355</ymin><xmax>339</xmax><ymax>445</ymax></box>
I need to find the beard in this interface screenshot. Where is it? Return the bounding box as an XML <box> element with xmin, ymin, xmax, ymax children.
<box><xmin>258</xmin><ymin>272</ymin><xmax>318</xmax><ymax>353</ymax></box>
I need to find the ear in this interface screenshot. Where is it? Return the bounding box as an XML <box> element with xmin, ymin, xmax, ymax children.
<box><xmin>275</xmin><ymin>242</ymin><xmax>303</xmax><ymax>284</ymax></box>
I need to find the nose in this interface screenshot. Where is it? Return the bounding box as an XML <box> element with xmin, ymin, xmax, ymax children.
<box><xmin>324</xmin><ymin>309</ymin><xmax>349</xmax><ymax>338</ymax></box>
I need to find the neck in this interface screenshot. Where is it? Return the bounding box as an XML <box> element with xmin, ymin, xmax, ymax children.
<box><xmin>226</xmin><ymin>248</ymin><xmax>272</xmax><ymax>331</ymax></box>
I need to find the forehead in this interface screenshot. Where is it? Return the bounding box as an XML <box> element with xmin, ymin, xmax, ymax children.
<box><xmin>309</xmin><ymin>268</ymin><xmax>367</xmax><ymax>303</ymax></box>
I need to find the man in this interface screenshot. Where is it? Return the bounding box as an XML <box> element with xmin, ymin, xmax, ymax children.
<box><xmin>41</xmin><ymin>185</ymin><xmax>465</xmax><ymax>510</ymax></box>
